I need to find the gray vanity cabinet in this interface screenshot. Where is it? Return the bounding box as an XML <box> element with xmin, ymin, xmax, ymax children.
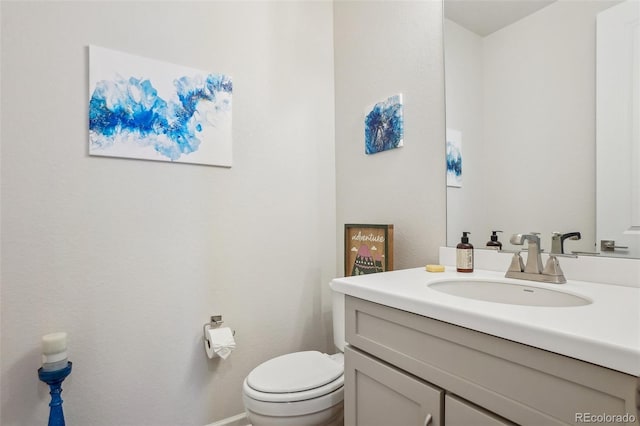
<box><xmin>343</xmin><ymin>295</ymin><xmax>640</xmax><ymax>426</ymax></box>
<box><xmin>346</xmin><ymin>345</ymin><xmax>513</xmax><ymax>426</ymax></box>
<box><xmin>345</xmin><ymin>346</ymin><xmax>442</xmax><ymax>426</ymax></box>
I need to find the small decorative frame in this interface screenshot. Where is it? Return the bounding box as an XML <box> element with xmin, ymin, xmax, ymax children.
<box><xmin>344</xmin><ymin>224</ymin><xmax>394</xmax><ymax>277</ymax></box>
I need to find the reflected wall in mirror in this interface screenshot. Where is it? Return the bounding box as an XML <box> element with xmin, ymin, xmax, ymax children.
<box><xmin>444</xmin><ymin>0</ymin><xmax>640</xmax><ymax>258</ymax></box>
<box><xmin>596</xmin><ymin>0</ymin><xmax>640</xmax><ymax>258</ymax></box>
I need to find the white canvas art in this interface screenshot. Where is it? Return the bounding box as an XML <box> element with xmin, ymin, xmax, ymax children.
<box><xmin>89</xmin><ymin>46</ymin><xmax>232</xmax><ymax>167</ymax></box>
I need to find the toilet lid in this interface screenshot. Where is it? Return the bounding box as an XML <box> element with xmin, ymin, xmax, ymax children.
<box><xmin>247</xmin><ymin>351</ymin><xmax>343</xmax><ymax>393</ymax></box>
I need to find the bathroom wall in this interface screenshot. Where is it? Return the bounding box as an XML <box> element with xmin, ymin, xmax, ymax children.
<box><xmin>446</xmin><ymin>1</ymin><xmax>615</xmax><ymax>252</ymax></box>
<box><xmin>333</xmin><ymin>0</ymin><xmax>447</xmax><ymax>273</ymax></box>
<box><xmin>0</xmin><ymin>2</ymin><xmax>335</xmax><ymax>425</ymax></box>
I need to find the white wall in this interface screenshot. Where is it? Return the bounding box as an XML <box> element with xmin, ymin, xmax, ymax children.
<box><xmin>0</xmin><ymin>2</ymin><xmax>335</xmax><ymax>425</ymax></box>
<box><xmin>334</xmin><ymin>0</ymin><xmax>447</xmax><ymax>272</ymax></box>
<box><xmin>446</xmin><ymin>0</ymin><xmax>616</xmax><ymax>253</ymax></box>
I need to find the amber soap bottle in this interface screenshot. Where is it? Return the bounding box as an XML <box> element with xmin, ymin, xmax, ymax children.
<box><xmin>486</xmin><ymin>230</ymin><xmax>503</xmax><ymax>250</ymax></box>
<box><xmin>456</xmin><ymin>231</ymin><xmax>474</xmax><ymax>273</ymax></box>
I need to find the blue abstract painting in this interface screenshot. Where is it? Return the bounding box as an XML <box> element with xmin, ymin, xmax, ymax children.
<box><xmin>446</xmin><ymin>128</ymin><xmax>462</xmax><ymax>187</ymax></box>
<box><xmin>89</xmin><ymin>46</ymin><xmax>232</xmax><ymax>166</ymax></box>
<box><xmin>364</xmin><ymin>94</ymin><xmax>404</xmax><ymax>155</ymax></box>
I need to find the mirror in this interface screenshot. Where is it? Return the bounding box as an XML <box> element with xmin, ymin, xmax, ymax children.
<box><xmin>444</xmin><ymin>0</ymin><xmax>640</xmax><ymax>258</ymax></box>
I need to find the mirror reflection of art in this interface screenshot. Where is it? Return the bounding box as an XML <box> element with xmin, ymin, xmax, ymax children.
<box><xmin>89</xmin><ymin>46</ymin><xmax>232</xmax><ymax>167</ymax></box>
<box><xmin>364</xmin><ymin>94</ymin><xmax>404</xmax><ymax>155</ymax></box>
<box><xmin>446</xmin><ymin>128</ymin><xmax>462</xmax><ymax>187</ymax></box>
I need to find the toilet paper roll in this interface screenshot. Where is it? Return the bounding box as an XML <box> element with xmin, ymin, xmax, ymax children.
<box><xmin>204</xmin><ymin>327</ymin><xmax>236</xmax><ymax>360</ymax></box>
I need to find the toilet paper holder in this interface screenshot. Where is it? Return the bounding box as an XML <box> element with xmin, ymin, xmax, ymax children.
<box><xmin>203</xmin><ymin>315</ymin><xmax>235</xmax><ymax>339</ymax></box>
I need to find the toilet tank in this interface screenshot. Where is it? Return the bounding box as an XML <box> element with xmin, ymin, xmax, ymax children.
<box><xmin>332</xmin><ymin>291</ymin><xmax>346</xmax><ymax>352</ymax></box>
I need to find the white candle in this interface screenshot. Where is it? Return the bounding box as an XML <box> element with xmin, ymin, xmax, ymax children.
<box><xmin>42</xmin><ymin>332</ymin><xmax>67</xmax><ymax>355</ymax></box>
<box><xmin>41</xmin><ymin>332</ymin><xmax>68</xmax><ymax>371</ymax></box>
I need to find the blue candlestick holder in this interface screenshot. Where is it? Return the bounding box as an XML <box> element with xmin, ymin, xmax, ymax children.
<box><xmin>38</xmin><ymin>362</ymin><xmax>72</xmax><ymax>426</ymax></box>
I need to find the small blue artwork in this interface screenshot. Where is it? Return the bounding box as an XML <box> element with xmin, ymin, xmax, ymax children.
<box><xmin>364</xmin><ymin>94</ymin><xmax>404</xmax><ymax>155</ymax></box>
<box><xmin>89</xmin><ymin>46</ymin><xmax>232</xmax><ymax>167</ymax></box>
<box><xmin>446</xmin><ymin>128</ymin><xmax>462</xmax><ymax>187</ymax></box>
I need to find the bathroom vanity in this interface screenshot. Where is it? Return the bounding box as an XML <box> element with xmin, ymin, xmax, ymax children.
<box><xmin>330</xmin><ymin>256</ymin><xmax>640</xmax><ymax>426</ymax></box>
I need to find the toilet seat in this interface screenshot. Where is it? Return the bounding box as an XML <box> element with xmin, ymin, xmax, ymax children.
<box><xmin>244</xmin><ymin>351</ymin><xmax>344</xmax><ymax>403</ymax></box>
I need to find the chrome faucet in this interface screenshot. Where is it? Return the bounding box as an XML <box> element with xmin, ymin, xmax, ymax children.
<box><xmin>551</xmin><ymin>231</ymin><xmax>581</xmax><ymax>254</ymax></box>
<box><xmin>505</xmin><ymin>233</ymin><xmax>566</xmax><ymax>284</ymax></box>
<box><xmin>510</xmin><ymin>233</ymin><xmax>543</xmax><ymax>273</ymax></box>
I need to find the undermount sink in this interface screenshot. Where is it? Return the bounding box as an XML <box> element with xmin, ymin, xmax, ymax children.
<box><xmin>428</xmin><ymin>279</ymin><xmax>592</xmax><ymax>307</ymax></box>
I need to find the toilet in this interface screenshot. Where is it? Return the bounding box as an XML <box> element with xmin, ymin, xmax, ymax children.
<box><xmin>242</xmin><ymin>293</ymin><xmax>346</xmax><ymax>426</ymax></box>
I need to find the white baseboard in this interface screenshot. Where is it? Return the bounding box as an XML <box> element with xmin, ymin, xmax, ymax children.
<box><xmin>205</xmin><ymin>412</ymin><xmax>249</xmax><ymax>426</ymax></box>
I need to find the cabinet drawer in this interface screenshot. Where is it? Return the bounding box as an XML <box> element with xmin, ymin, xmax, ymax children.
<box><xmin>445</xmin><ymin>394</ymin><xmax>515</xmax><ymax>426</ymax></box>
<box><xmin>345</xmin><ymin>345</ymin><xmax>442</xmax><ymax>426</ymax></box>
<box><xmin>345</xmin><ymin>296</ymin><xmax>639</xmax><ymax>425</ymax></box>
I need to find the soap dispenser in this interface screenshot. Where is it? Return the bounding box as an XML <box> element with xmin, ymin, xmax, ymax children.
<box><xmin>486</xmin><ymin>231</ymin><xmax>503</xmax><ymax>250</ymax></box>
<box><xmin>456</xmin><ymin>231</ymin><xmax>474</xmax><ymax>273</ymax></box>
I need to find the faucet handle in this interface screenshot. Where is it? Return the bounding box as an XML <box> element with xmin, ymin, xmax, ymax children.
<box><xmin>542</xmin><ymin>255</ymin><xmax>567</xmax><ymax>284</ymax></box>
<box><xmin>543</xmin><ymin>255</ymin><xmax>563</xmax><ymax>275</ymax></box>
<box><xmin>507</xmin><ymin>252</ymin><xmax>525</xmax><ymax>273</ymax></box>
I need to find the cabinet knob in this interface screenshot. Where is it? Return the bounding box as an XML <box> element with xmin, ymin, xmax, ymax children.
<box><xmin>423</xmin><ymin>413</ymin><xmax>433</xmax><ymax>426</ymax></box>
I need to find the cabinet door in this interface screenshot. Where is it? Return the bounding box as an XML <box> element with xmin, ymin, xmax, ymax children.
<box><xmin>445</xmin><ymin>394</ymin><xmax>515</xmax><ymax>426</ymax></box>
<box><xmin>345</xmin><ymin>346</ymin><xmax>442</xmax><ymax>426</ymax></box>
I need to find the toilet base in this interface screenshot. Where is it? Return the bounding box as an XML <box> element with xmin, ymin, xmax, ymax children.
<box><xmin>245</xmin><ymin>400</ymin><xmax>343</xmax><ymax>426</ymax></box>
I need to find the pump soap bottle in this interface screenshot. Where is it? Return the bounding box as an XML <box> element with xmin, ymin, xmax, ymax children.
<box><xmin>456</xmin><ymin>231</ymin><xmax>474</xmax><ymax>273</ymax></box>
<box><xmin>486</xmin><ymin>231</ymin><xmax>503</xmax><ymax>250</ymax></box>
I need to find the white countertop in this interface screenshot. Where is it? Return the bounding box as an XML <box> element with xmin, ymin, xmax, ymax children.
<box><xmin>330</xmin><ymin>267</ymin><xmax>640</xmax><ymax>376</ymax></box>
